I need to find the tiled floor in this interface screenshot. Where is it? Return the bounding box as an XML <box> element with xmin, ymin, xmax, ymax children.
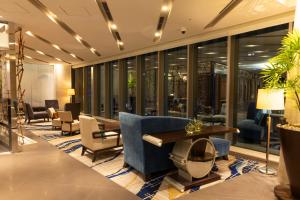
<box><xmin>0</xmin><ymin>132</ymin><xmax>139</xmax><ymax>200</ymax></box>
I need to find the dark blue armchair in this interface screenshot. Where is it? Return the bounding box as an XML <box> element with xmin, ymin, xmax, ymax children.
<box><xmin>119</xmin><ymin>112</ymin><xmax>189</xmax><ymax>180</ymax></box>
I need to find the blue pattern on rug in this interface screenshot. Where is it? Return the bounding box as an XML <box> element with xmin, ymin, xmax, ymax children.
<box><xmin>136</xmin><ymin>174</ymin><xmax>166</xmax><ymax>200</ymax></box>
<box><xmin>41</xmin><ymin>134</ymin><xmax>61</xmax><ymax>141</ymax></box>
<box><xmin>56</xmin><ymin>139</ymin><xmax>81</xmax><ymax>149</ymax></box>
<box><xmin>92</xmin><ymin>151</ymin><xmax>123</xmax><ymax>167</ymax></box>
<box><xmin>242</xmin><ymin>160</ymin><xmax>258</xmax><ymax>174</ymax></box>
<box><xmin>106</xmin><ymin>167</ymin><xmax>133</xmax><ymax>179</ymax></box>
<box><xmin>63</xmin><ymin>144</ymin><xmax>82</xmax><ymax>153</ymax></box>
<box><xmin>190</xmin><ymin>186</ymin><xmax>200</xmax><ymax>193</ymax></box>
<box><xmin>226</xmin><ymin>158</ymin><xmax>244</xmax><ymax>180</ymax></box>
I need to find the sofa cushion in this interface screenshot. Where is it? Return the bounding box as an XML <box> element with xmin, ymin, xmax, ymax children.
<box><xmin>211</xmin><ymin>138</ymin><xmax>230</xmax><ymax>158</ymax></box>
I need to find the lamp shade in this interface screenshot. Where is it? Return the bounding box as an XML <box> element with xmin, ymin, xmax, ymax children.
<box><xmin>256</xmin><ymin>89</ymin><xmax>285</xmax><ymax>110</ymax></box>
<box><xmin>67</xmin><ymin>88</ymin><xmax>75</xmax><ymax>96</ymax></box>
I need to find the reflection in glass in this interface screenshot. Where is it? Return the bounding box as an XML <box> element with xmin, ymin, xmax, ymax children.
<box><xmin>84</xmin><ymin>67</ymin><xmax>92</xmax><ymax>114</ymax></box>
<box><xmin>74</xmin><ymin>68</ymin><xmax>83</xmax><ymax>111</ymax></box>
<box><xmin>111</xmin><ymin>61</ymin><xmax>119</xmax><ymax>119</ymax></box>
<box><xmin>95</xmin><ymin>64</ymin><xmax>105</xmax><ymax>116</ymax></box>
<box><xmin>195</xmin><ymin>38</ymin><xmax>227</xmax><ymax>126</ymax></box>
<box><xmin>165</xmin><ymin>47</ymin><xmax>187</xmax><ymax>117</ymax></box>
<box><xmin>125</xmin><ymin>58</ymin><xmax>136</xmax><ymax>113</ymax></box>
<box><xmin>143</xmin><ymin>53</ymin><xmax>158</xmax><ymax>116</ymax></box>
<box><xmin>235</xmin><ymin>24</ymin><xmax>288</xmax><ymax>155</ymax></box>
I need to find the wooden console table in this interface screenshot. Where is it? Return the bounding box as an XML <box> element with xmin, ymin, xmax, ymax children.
<box><xmin>143</xmin><ymin>125</ymin><xmax>239</xmax><ymax>192</ymax></box>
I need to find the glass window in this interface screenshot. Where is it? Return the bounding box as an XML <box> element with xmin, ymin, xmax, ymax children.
<box><xmin>165</xmin><ymin>47</ymin><xmax>188</xmax><ymax>117</ymax></box>
<box><xmin>125</xmin><ymin>57</ymin><xmax>136</xmax><ymax>113</ymax></box>
<box><xmin>110</xmin><ymin>61</ymin><xmax>119</xmax><ymax>119</ymax></box>
<box><xmin>83</xmin><ymin>67</ymin><xmax>92</xmax><ymax>114</ymax></box>
<box><xmin>143</xmin><ymin>53</ymin><xmax>158</xmax><ymax>116</ymax></box>
<box><xmin>74</xmin><ymin>68</ymin><xmax>83</xmax><ymax>111</ymax></box>
<box><xmin>95</xmin><ymin>64</ymin><xmax>105</xmax><ymax>117</ymax></box>
<box><xmin>234</xmin><ymin>24</ymin><xmax>288</xmax><ymax>155</ymax></box>
<box><xmin>195</xmin><ymin>38</ymin><xmax>228</xmax><ymax>126</ymax></box>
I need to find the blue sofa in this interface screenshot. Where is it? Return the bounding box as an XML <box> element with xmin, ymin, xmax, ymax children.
<box><xmin>237</xmin><ymin>102</ymin><xmax>267</xmax><ymax>143</ymax></box>
<box><xmin>119</xmin><ymin>112</ymin><xmax>189</xmax><ymax>179</ymax></box>
<box><xmin>119</xmin><ymin>112</ymin><xmax>231</xmax><ymax>179</ymax></box>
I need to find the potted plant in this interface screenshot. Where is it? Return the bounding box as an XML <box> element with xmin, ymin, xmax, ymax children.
<box><xmin>261</xmin><ymin>31</ymin><xmax>300</xmax><ymax>199</ymax></box>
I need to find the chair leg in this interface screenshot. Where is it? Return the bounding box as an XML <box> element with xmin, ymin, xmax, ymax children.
<box><xmin>92</xmin><ymin>152</ymin><xmax>97</xmax><ymax>162</ymax></box>
<box><xmin>123</xmin><ymin>162</ymin><xmax>129</xmax><ymax>168</ymax></box>
<box><xmin>81</xmin><ymin>146</ymin><xmax>86</xmax><ymax>156</ymax></box>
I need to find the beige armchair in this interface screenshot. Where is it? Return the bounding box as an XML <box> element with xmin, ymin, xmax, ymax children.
<box><xmin>59</xmin><ymin>111</ymin><xmax>80</xmax><ymax>135</ymax></box>
<box><xmin>79</xmin><ymin>115</ymin><xmax>122</xmax><ymax>162</ymax></box>
<box><xmin>48</xmin><ymin>108</ymin><xmax>61</xmax><ymax>129</ymax></box>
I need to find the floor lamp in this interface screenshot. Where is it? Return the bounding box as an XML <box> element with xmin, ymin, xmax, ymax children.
<box><xmin>67</xmin><ymin>88</ymin><xmax>75</xmax><ymax>103</ymax></box>
<box><xmin>256</xmin><ymin>88</ymin><xmax>284</xmax><ymax>175</ymax></box>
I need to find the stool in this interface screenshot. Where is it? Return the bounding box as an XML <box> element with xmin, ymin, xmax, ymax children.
<box><xmin>211</xmin><ymin>137</ymin><xmax>231</xmax><ymax>160</ymax></box>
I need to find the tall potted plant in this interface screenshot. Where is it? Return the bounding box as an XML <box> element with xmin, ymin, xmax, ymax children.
<box><xmin>261</xmin><ymin>31</ymin><xmax>300</xmax><ymax>199</ymax></box>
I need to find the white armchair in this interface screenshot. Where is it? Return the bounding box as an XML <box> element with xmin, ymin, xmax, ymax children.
<box><xmin>48</xmin><ymin>108</ymin><xmax>61</xmax><ymax>129</ymax></box>
<box><xmin>59</xmin><ymin>111</ymin><xmax>80</xmax><ymax>135</ymax></box>
<box><xmin>79</xmin><ymin>115</ymin><xmax>122</xmax><ymax>162</ymax></box>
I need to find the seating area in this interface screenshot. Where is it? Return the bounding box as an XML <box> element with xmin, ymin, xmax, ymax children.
<box><xmin>1</xmin><ymin>1</ymin><xmax>300</xmax><ymax>200</ymax></box>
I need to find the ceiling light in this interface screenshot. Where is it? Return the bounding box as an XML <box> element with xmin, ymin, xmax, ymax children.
<box><xmin>205</xmin><ymin>52</ymin><xmax>217</xmax><ymax>55</ymax></box>
<box><xmin>161</xmin><ymin>5</ymin><xmax>169</xmax><ymax>12</ymax></box>
<box><xmin>110</xmin><ymin>23</ymin><xmax>117</xmax><ymax>30</ymax></box>
<box><xmin>154</xmin><ymin>31</ymin><xmax>161</xmax><ymax>37</ymax></box>
<box><xmin>36</xmin><ymin>50</ymin><xmax>45</xmax><ymax>55</ymax></box>
<box><xmin>90</xmin><ymin>48</ymin><xmax>96</xmax><ymax>53</ymax></box>
<box><xmin>117</xmin><ymin>41</ymin><xmax>124</xmax><ymax>46</ymax></box>
<box><xmin>261</xmin><ymin>55</ymin><xmax>270</xmax><ymax>58</ymax></box>
<box><xmin>52</xmin><ymin>44</ymin><xmax>60</xmax><ymax>50</ymax></box>
<box><xmin>46</xmin><ymin>12</ymin><xmax>57</xmax><ymax>23</ymax></box>
<box><xmin>55</xmin><ymin>58</ymin><xmax>62</xmax><ymax>61</ymax></box>
<box><xmin>25</xmin><ymin>31</ymin><xmax>34</xmax><ymax>37</ymax></box>
<box><xmin>0</xmin><ymin>16</ymin><xmax>3</xmax><ymax>18</ymax></box>
<box><xmin>25</xmin><ymin>55</ymin><xmax>32</xmax><ymax>59</ymax></box>
<box><xmin>9</xmin><ymin>42</ymin><xmax>15</xmax><ymax>45</ymax></box>
<box><xmin>70</xmin><ymin>53</ymin><xmax>76</xmax><ymax>58</ymax></box>
<box><xmin>177</xmin><ymin>57</ymin><xmax>187</xmax><ymax>60</ymax></box>
<box><xmin>218</xmin><ymin>56</ymin><xmax>226</xmax><ymax>59</ymax></box>
<box><xmin>167</xmin><ymin>53</ymin><xmax>172</xmax><ymax>56</ymax></box>
<box><xmin>245</xmin><ymin>44</ymin><xmax>259</xmax><ymax>48</ymax></box>
<box><xmin>74</xmin><ymin>35</ymin><xmax>82</xmax><ymax>43</ymax></box>
<box><xmin>248</xmin><ymin>52</ymin><xmax>255</xmax><ymax>56</ymax></box>
<box><xmin>197</xmin><ymin>46</ymin><xmax>204</xmax><ymax>49</ymax></box>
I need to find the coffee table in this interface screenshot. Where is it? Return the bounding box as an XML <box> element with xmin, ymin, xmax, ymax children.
<box><xmin>143</xmin><ymin>125</ymin><xmax>239</xmax><ymax>192</ymax></box>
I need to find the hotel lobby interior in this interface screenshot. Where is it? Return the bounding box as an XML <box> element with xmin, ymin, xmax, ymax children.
<box><xmin>0</xmin><ymin>0</ymin><xmax>300</xmax><ymax>199</ymax></box>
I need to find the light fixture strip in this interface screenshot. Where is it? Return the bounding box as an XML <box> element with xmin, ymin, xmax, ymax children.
<box><xmin>25</xmin><ymin>31</ymin><xmax>84</xmax><ymax>61</ymax></box>
<box><xmin>95</xmin><ymin>0</ymin><xmax>124</xmax><ymax>50</ymax></box>
<box><xmin>28</xmin><ymin>0</ymin><xmax>101</xmax><ymax>56</ymax></box>
<box><xmin>204</xmin><ymin>0</ymin><xmax>243</xmax><ymax>29</ymax></box>
<box><xmin>153</xmin><ymin>0</ymin><xmax>173</xmax><ymax>42</ymax></box>
<box><xmin>24</xmin><ymin>45</ymin><xmax>71</xmax><ymax>64</ymax></box>
<box><xmin>25</xmin><ymin>55</ymin><xmax>49</xmax><ymax>64</ymax></box>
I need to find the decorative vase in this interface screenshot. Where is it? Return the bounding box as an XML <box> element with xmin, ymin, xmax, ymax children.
<box><xmin>276</xmin><ymin>126</ymin><xmax>300</xmax><ymax>198</ymax></box>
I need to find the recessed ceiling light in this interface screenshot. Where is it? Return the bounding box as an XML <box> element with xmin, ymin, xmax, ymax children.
<box><xmin>154</xmin><ymin>31</ymin><xmax>161</xmax><ymax>37</ymax></box>
<box><xmin>161</xmin><ymin>5</ymin><xmax>169</xmax><ymax>12</ymax></box>
<box><xmin>248</xmin><ymin>52</ymin><xmax>255</xmax><ymax>56</ymax></box>
<box><xmin>70</xmin><ymin>53</ymin><xmax>76</xmax><ymax>58</ymax></box>
<box><xmin>74</xmin><ymin>35</ymin><xmax>82</xmax><ymax>43</ymax></box>
<box><xmin>218</xmin><ymin>56</ymin><xmax>226</xmax><ymax>59</ymax></box>
<box><xmin>55</xmin><ymin>58</ymin><xmax>62</xmax><ymax>61</ymax></box>
<box><xmin>52</xmin><ymin>44</ymin><xmax>60</xmax><ymax>50</ymax></box>
<box><xmin>110</xmin><ymin>23</ymin><xmax>117</xmax><ymax>30</ymax></box>
<box><xmin>25</xmin><ymin>55</ymin><xmax>32</xmax><ymax>59</ymax></box>
<box><xmin>245</xmin><ymin>44</ymin><xmax>259</xmax><ymax>48</ymax></box>
<box><xmin>9</xmin><ymin>42</ymin><xmax>15</xmax><ymax>45</ymax></box>
<box><xmin>25</xmin><ymin>31</ymin><xmax>34</xmax><ymax>37</ymax></box>
<box><xmin>205</xmin><ymin>52</ymin><xmax>217</xmax><ymax>55</ymax></box>
<box><xmin>36</xmin><ymin>50</ymin><xmax>45</xmax><ymax>55</ymax></box>
<box><xmin>113</xmin><ymin>64</ymin><xmax>117</xmax><ymax>67</ymax></box>
<box><xmin>90</xmin><ymin>48</ymin><xmax>96</xmax><ymax>54</ymax></box>
<box><xmin>118</xmin><ymin>41</ymin><xmax>124</xmax><ymax>46</ymax></box>
<box><xmin>170</xmin><ymin>63</ymin><xmax>177</xmax><ymax>66</ymax></box>
<box><xmin>177</xmin><ymin>57</ymin><xmax>187</xmax><ymax>60</ymax></box>
<box><xmin>197</xmin><ymin>46</ymin><xmax>204</xmax><ymax>49</ymax></box>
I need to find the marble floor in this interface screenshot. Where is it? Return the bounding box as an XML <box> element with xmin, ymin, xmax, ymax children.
<box><xmin>0</xmin><ymin>132</ymin><xmax>139</xmax><ymax>200</ymax></box>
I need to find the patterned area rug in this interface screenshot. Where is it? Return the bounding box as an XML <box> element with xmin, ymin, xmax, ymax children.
<box><xmin>28</xmin><ymin>122</ymin><xmax>260</xmax><ymax>200</ymax></box>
